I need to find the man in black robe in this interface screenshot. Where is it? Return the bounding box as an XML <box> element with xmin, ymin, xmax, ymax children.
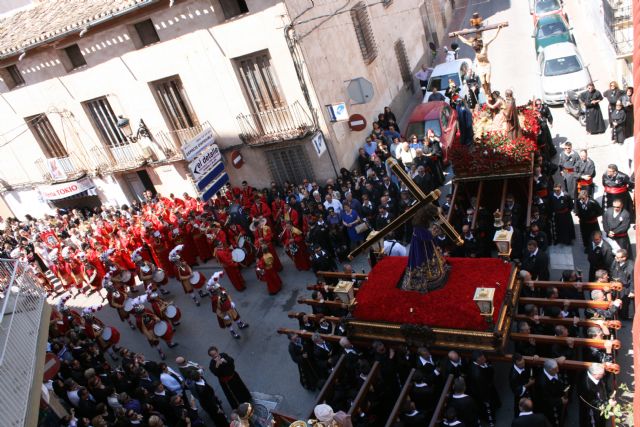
<box><xmin>576</xmin><ymin>149</ymin><xmax>596</xmax><ymax>197</ymax></box>
<box><xmin>549</xmin><ymin>184</ymin><xmax>575</xmax><ymax>245</ymax></box>
<box><xmin>587</xmin><ymin>231</ymin><xmax>615</xmax><ymax>281</ymax></box>
<box><xmin>527</xmin><ymin>223</ymin><xmax>549</xmax><ymax>252</ymax></box>
<box><xmin>207</xmin><ymin>346</ymin><xmax>252</xmax><ymax>409</ymax></box>
<box><xmin>580</xmin><ymin>83</ymin><xmax>606</xmax><ymax>134</ymax></box>
<box><xmin>576</xmin><ymin>190</ymin><xmax>602</xmax><ymax>252</ymax></box>
<box><xmin>512</xmin><ymin>398</ymin><xmax>552</xmax><ymax>427</ymax></box>
<box><xmin>535</xmin><ymin>99</ymin><xmax>555</xmax><ymax>159</ymax></box>
<box><xmin>558</xmin><ymin>142</ymin><xmax>580</xmax><ymax>200</ymax></box>
<box><xmin>441</xmin><ymin>350</ymin><xmax>466</xmax><ymax>379</ymax></box>
<box><xmin>288</xmin><ymin>333</ymin><xmax>320</xmax><ymax>390</ymax></box>
<box><xmin>577</xmin><ymin>364</ymin><xmax>610</xmax><ymax>427</ymax></box>
<box><xmin>520</xmin><ymin>240</ymin><xmax>550</xmax><ymax>281</ymax></box>
<box><xmin>509</xmin><ymin>353</ymin><xmax>535</xmax><ymax>417</ymax></box>
<box><xmin>610</xmin><ymin>248</ymin><xmax>634</xmax><ymax>319</ymax></box>
<box><xmin>467</xmin><ymin>351</ymin><xmax>500</xmax><ymax>426</ymax></box>
<box><xmin>602</xmin><ymin>199</ymin><xmax>632</xmax><ymax>256</ymax></box>
<box><xmin>602</xmin><ymin>164</ymin><xmax>632</xmax><ymax>210</ymax></box>
<box><xmin>534</xmin><ymin>359</ymin><xmax>567</xmax><ymax>427</ymax></box>
<box><xmin>448</xmin><ymin>377</ymin><xmax>480</xmax><ymax>427</ymax></box>
<box><xmin>189</xmin><ymin>371</ymin><xmax>229</xmax><ymax>427</ymax></box>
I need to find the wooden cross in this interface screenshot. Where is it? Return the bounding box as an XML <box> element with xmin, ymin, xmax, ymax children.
<box><xmin>347</xmin><ymin>158</ymin><xmax>463</xmax><ymax>260</ymax></box>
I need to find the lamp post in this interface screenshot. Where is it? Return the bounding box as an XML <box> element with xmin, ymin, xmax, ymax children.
<box><xmin>117</xmin><ymin>115</ymin><xmax>151</xmax><ymax>142</ymax></box>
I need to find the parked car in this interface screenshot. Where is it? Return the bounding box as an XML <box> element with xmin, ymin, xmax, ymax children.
<box><xmin>404</xmin><ymin>101</ymin><xmax>459</xmax><ymax>164</ymax></box>
<box><xmin>538</xmin><ymin>42</ymin><xmax>591</xmax><ymax>105</ymax></box>
<box><xmin>533</xmin><ymin>13</ymin><xmax>573</xmax><ymax>53</ymax></box>
<box><xmin>532</xmin><ymin>0</ymin><xmax>566</xmax><ymax>25</ymax></box>
<box><xmin>423</xmin><ymin>59</ymin><xmax>473</xmax><ymax>104</ymax></box>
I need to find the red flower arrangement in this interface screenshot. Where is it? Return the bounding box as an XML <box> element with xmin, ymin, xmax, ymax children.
<box><xmin>450</xmin><ymin>105</ymin><xmax>539</xmax><ymax>177</ymax></box>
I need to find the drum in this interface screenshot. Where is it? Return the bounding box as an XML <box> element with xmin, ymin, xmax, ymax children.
<box><xmin>165</xmin><ymin>305</ymin><xmax>178</xmax><ymax>319</ymax></box>
<box><xmin>120</xmin><ymin>271</ymin><xmax>132</xmax><ymax>283</ymax></box>
<box><xmin>153</xmin><ymin>320</ymin><xmax>169</xmax><ymax>337</ymax></box>
<box><xmin>124</xmin><ymin>299</ymin><xmax>134</xmax><ymax>312</ymax></box>
<box><xmin>101</xmin><ymin>327</ymin><xmax>121</xmax><ymax>345</ymax></box>
<box><xmin>189</xmin><ymin>271</ymin><xmax>206</xmax><ymax>289</ymax></box>
<box><xmin>152</xmin><ymin>269</ymin><xmax>166</xmax><ymax>283</ymax></box>
<box><xmin>232</xmin><ymin>248</ymin><xmax>246</xmax><ymax>263</ymax></box>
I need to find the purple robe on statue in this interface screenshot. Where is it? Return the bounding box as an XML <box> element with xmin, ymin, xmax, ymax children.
<box><xmin>408</xmin><ymin>225</ymin><xmax>437</xmax><ymax>271</ymax></box>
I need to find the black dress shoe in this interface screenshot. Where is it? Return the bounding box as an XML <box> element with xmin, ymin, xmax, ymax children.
<box><xmin>238</xmin><ymin>322</ymin><xmax>249</xmax><ymax>329</ymax></box>
<box><xmin>168</xmin><ymin>342</ymin><xmax>179</xmax><ymax>348</ymax></box>
<box><xmin>231</xmin><ymin>331</ymin><xmax>240</xmax><ymax>339</ymax></box>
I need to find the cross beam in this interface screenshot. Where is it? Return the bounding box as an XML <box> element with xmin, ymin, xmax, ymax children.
<box><xmin>347</xmin><ymin>158</ymin><xmax>462</xmax><ymax>260</ymax></box>
<box><xmin>448</xmin><ymin>21</ymin><xmax>508</xmax><ymax>38</ymax></box>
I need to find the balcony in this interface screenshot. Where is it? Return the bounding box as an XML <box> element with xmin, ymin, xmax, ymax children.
<box><xmin>236</xmin><ymin>101</ymin><xmax>315</xmax><ymax>146</ymax></box>
<box><xmin>154</xmin><ymin>122</ymin><xmax>213</xmax><ymax>160</ymax></box>
<box><xmin>35</xmin><ymin>153</ymin><xmax>88</xmax><ymax>183</ymax></box>
<box><xmin>603</xmin><ymin>0</ymin><xmax>632</xmax><ymax>56</ymax></box>
<box><xmin>0</xmin><ymin>259</ymin><xmax>49</xmax><ymax>426</ymax></box>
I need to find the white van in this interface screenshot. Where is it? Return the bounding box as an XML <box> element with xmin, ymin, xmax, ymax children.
<box><xmin>423</xmin><ymin>58</ymin><xmax>473</xmax><ymax>104</ymax></box>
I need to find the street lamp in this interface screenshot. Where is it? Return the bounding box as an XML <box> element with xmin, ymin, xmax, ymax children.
<box><xmin>117</xmin><ymin>115</ymin><xmax>150</xmax><ymax>142</ymax></box>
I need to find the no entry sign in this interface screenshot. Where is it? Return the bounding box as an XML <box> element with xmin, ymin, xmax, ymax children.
<box><xmin>348</xmin><ymin>114</ymin><xmax>367</xmax><ymax>131</ymax></box>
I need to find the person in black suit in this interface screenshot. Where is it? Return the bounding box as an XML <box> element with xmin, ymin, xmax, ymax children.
<box><xmin>400</xmin><ymin>400</ymin><xmax>429</xmax><ymax>427</ymax></box>
<box><xmin>512</xmin><ymin>398</ymin><xmax>551</xmax><ymax>427</ymax></box>
<box><xmin>576</xmin><ymin>190</ymin><xmax>602</xmax><ymax>252</ymax></box>
<box><xmin>533</xmin><ymin>359</ymin><xmax>567</xmax><ymax>427</ymax></box>
<box><xmin>311</xmin><ymin>332</ymin><xmax>335</xmax><ymax>379</ymax></box>
<box><xmin>441</xmin><ymin>350</ymin><xmax>466</xmax><ymax>379</ymax></box>
<box><xmin>413</xmin><ymin>165</ymin><xmax>434</xmax><ymax>195</ymax></box>
<box><xmin>448</xmin><ymin>377</ymin><xmax>480</xmax><ymax>427</ymax></box>
<box><xmin>189</xmin><ymin>371</ymin><xmax>229</xmax><ymax>427</ymax></box>
<box><xmin>509</xmin><ymin>353</ymin><xmax>535</xmax><ymax>417</ymax></box>
<box><xmin>467</xmin><ymin>351</ymin><xmax>500</xmax><ymax>426</ymax></box>
<box><xmin>520</xmin><ymin>240</ymin><xmax>550</xmax><ymax>281</ymax></box>
<box><xmin>577</xmin><ymin>364</ymin><xmax>610</xmax><ymax>427</ymax></box>
<box><xmin>587</xmin><ymin>231</ymin><xmax>615</xmax><ymax>281</ymax></box>
<box><xmin>410</xmin><ymin>371</ymin><xmax>436</xmax><ymax>416</ymax></box>
<box><xmin>602</xmin><ymin>200</ymin><xmax>632</xmax><ymax>256</ymax></box>
<box><xmin>610</xmin><ymin>248</ymin><xmax>634</xmax><ymax>319</ymax></box>
<box><xmin>440</xmin><ymin>406</ymin><xmax>467</xmax><ymax>427</ymax></box>
<box><xmin>416</xmin><ymin>346</ymin><xmax>441</xmax><ymax>388</ymax></box>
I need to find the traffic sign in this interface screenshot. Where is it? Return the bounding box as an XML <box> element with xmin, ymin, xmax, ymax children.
<box><xmin>182</xmin><ymin>128</ymin><xmax>215</xmax><ymax>162</ymax></box>
<box><xmin>311</xmin><ymin>132</ymin><xmax>326</xmax><ymax>158</ymax></box>
<box><xmin>189</xmin><ymin>145</ymin><xmax>222</xmax><ymax>182</ymax></box>
<box><xmin>348</xmin><ymin>114</ymin><xmax>367</xmax><ymax>131</ymax></box>
<box><xmin>202</xmin><ymin>172</ymin><xmax>229</xmax><ymax>202</ymax></box>
<box><xmin>43</xmin><ymin>352</ymin><xmax>60</xmax><ymax>381</ymax></box>
<box><xmin>196</xmin><ymin>161</ymin><xmax>225</xmax><ymax>191</ymax></box>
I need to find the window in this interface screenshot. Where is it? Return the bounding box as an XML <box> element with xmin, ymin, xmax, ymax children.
<box><xmin>394</xmin><ymin>39</ymin><xmax>412</xmax><ymax>87</ymax></box>
<box><xmin>350</xmin><ymin>2</ymin><xmax>377</xmax><ymax>63</ymax></box>
<box><xmin>83</xmin><ymin>97</ymin><xmax>127</xmax><ymax>147</ymax></box>
<box><xmin>26</xmin><ymin>114</ymin><xmax>67</xmax><ymax>158</ymax></box>
<box><xmin>134</xmin><ymin>19</ymin><xmax>160</xmax><ymax>47</ymax></box>
<box><xmin>151</xmin><ymin>76</ymin><xmax>199</xmax><ymax>131</ymax></box>
<box><xmin>219</xmin><ymin>0</ymin><xmax>249</xmax><ymax>19</ymax></box>
<box><xmin>1</xmin><ymin>64</ymin><xmax>24</xmax><ymax>89</ymax></box>
<box><xmin>63</xmin><ymin>44</ymin><xmax>86</xmax><ymax>70</ymax></box>
<box><xmin>236</xmin><ymin>52</ymin><xmax>285</xmax><ymax>112</ymax></box>
<box><xmin>266</xmin><ymin>145</ymin><xmax>314</xmax><ymax>185</ymax></box>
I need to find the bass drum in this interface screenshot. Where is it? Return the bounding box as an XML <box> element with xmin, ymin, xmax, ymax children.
<box><xmin>153</xmin><ymin>320</ymin><xmax>174</xmax><ymax>342</ymax></box>
<box><xmin>152</xmin><ymin>269</ymin><xmax>168</xmax><ymax>285</ymax></box>
<box><xmin>164</xmin><ymin>304</ymin><xmax>182</xmax><ymax>322</ymax></box>
<box><xmin>189</xmin><ymin>271</ymin><xmax>206</xmax><ymax>289</ymax></box>
<box><xmin>101</xmin><ymin>327</ymin><xmax>121</xmax><ymax>345</ymax></box>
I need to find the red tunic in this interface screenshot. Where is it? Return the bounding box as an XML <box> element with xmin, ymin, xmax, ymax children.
<box><xmin>257</xmin><ymin>253</ymin><xmax>282</xmax><ymax>295</ymax></box>
<box><xmin>210</xmin><ymin>290</ymin><xmax>240</xmax><ymax>328</ymax></box>
<box><xmin>148</xmin><ymin>238</ymin><xmax>175</xmax><ymax>278</ymax></box>
<box><xmin>215</xmin><ymin>248</ymin><xmax>246</xmax><ymax>291</ymax></box>
<box><xmin>83</xmin><ymin>261</ymin><xmax>104</xmax><ymax>290</ymax></box>
<box><xmin>282</xmin><ymin>228</ymin><xmax>311</xmax><ymax>271</ymax></box>
<box><xmin>192</xmin><ymin>226</ymin><xmax>212</xmax><ymax>262</ymax></box>
<box><xmin>253</xmin><ymin>225</ymin><xmax>282</xmax><ymax>271</ymax></box>
<box><xmin>172</xmin><ymin>233</ymin><xmax>197</xmax><ymax>266</ymax></box>
<box><xmin>51</xmin><ymin>262</ymin><xmax>77</xmax><ymax>290</ymax></box>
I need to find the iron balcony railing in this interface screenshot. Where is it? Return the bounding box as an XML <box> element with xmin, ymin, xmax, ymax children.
<box><xmin>0</xmin><ymin>259</ymin><xmax>48</xmax><ymax>426</ymax></box>
<box><xmin>35</xmin><ymin>153</ymin><xmax>88</xmax><ymax>183</ymax></box>
<box><xmin>236</xmin><ymin>101</ymin><xmax>315</xmax><ymax>146</ymax></box>
<box><xmin>155</xmin><ymin>122</ymin><xmax>212</xmax><ymax>159</ymax></box>
<box><xmin>602</xmin><ymin>0</ymin><xmax>632</xmax><ymax>56</ymax></box>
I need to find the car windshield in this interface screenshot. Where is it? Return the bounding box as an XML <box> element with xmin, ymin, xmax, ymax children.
<box><xmin>536</xmin><ymin>0</ymin><xmax>561</xmax><ymax>14</ymax></box>
<box><xmin>406</xmin><ymin>119</ymin><xmax>442</xmax><ymax>139</ymax></box>
<box><xmin>544</xmin><ymin>55</ymin><xmax>582</xmax><ymax>76</ymax></box>
<box><xmin>428</xmin><ymin>73</ymin><xmax>461</xmax><ymax>91</ymax></box>
<box><xmin>537</xmin><ymin>21</ymin><xmax>567</xmax><ymax>37</ymax></box>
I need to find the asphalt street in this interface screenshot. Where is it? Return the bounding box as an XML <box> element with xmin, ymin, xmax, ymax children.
<box><xmin>60</xmin><ymin>0</ymin><xmax>634</xmax><ymax>424</ymax></box>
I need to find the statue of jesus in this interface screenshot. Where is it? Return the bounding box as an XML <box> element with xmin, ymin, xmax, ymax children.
<box><xmin>457</xmin><ymin>26</ymin><xmax>503</xmax><ymax>96</ymax></box>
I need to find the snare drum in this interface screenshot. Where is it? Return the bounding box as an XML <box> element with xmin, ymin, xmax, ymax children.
<box><xmin>232</xmin><ymin>248</ymin><xmax>246</xmax><ymax>263</ymax></box>
<box><xmin>153</xmin><ymin>320</ymin><xmax>169</xmax><ymax>337</ymax></box>
<box><xmin>189</xmin><ymin>271</ymin><xmax>206</xmax><ymax>289</ymax></box>
<box><xmin>101</xmin><ymin>327</ymin><xmax>121</xmax><ymax>345</ymax></box>
<box><xmin>164</xmin><ymin>304</ymin><xmax>179</xmax><ymax>319</ymax></box>
<box><xmin>152</xmin><ymin>269</ymin><xmax>166</xmax><ymax>283</ymax></box>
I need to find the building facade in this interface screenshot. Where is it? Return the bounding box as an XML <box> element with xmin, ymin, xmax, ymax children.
<box><xmin>0</xmin><ymin>0</ymin><xmax>454</xmax><ymax>219</ymax></box>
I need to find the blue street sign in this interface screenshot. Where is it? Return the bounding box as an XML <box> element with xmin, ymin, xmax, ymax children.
<box><xmin>201</xmin><ymin>173</ymin><xmax>229</xmax><ymax>202</ymax></box>
<box><xmin>197</xmin><ymin>161</ymin><xmax>225</xmax><ymax>191</ymax></box>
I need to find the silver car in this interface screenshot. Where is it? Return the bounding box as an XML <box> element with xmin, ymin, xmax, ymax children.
<box><xmin>538</xmin><ymin>42</ymin><xmax>591</xmax><ymax>105</ymax></box>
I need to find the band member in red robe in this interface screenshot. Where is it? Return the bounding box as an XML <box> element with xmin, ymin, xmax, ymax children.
<box><xmin>105</xmin><ymin>278</ymin><xmax>136</xmax><ymax>330</ymax></box>
<box><xmin>62</xmin><ymin>247</ymin><xmax>85</xmax><ymax>294</ymax></box>
<box><xmin>49</xmin><ymin>251</ymin><xmax>77</xmax><ymax>293</ymax></box>
<box><xmin>256</xmin><ymin>245</ymin><xmax>282</xmax><ymax>295</ymax></box>
<box><xmin>82</xmin><ymin>308</ymin><xmax>120</xmax><ymax>359</ymax></box>
<box><xmin>228</xmin><ymin>223</ymin><xmax>255</xmax><ymax>266</ymax></box>
<box><xmin>170</xmin><ymin>227</ymin><xmax>198</xmax><ymax>266</ymax></box>
<box><xmin>78</xmin><ymin>252</ymin><xmax>104</xmax><ymax>296</ymax></box>
<box><xmin>170</xmin><ymin>245</ymin><xmax>201</xmax><ymax>306</ymax></box>
<box><xmin>214</xmin><ymin>242</ymin><xmax>246</xmax><ymax>292</ymax></box>
<box><xmin>148</xmin><ymin>292</ymin><xmax>181</xmax><ymax>327</ymax></box>
<box><xmin>133</xmin><ymin>304</ymin><xmax>177</xmax><ymax>360</ymax></box>
<box><xmin>251</xmin><ymin>218</ymin><xmax>282</xmax><ymax>271</ymax></box>
<box><xmin>207</xmin><ymin>274</ymin><xmax>248</xmax><ymax>339</ymax></box>
<box><xmin>281</xmin><ymin>222</ymin><xmax>311</xmax><ymax>271</ymax></box>
<box><xmin>148</xmin><ymin>230</ymin><xmax>175</xmax><ymax>278</ymax></box>
<box><xmin>240</xmin><ymin>181</ymin><xmax>255</xmax><ymax>209</ymax></box>
<box><xmin>191</xmin><ymin>221</ymin><xmax>212</xmax><ymax>262</ymax></box>
<box><xmin>250</xmin><ymin>196</ymin><xmax>273</xmax><ymax>226</ymax></box>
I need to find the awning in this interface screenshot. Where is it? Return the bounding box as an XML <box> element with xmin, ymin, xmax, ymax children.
<box><xmin>39</xmin><ymin>177</ymin><xmax>96</xmax><ymax>201</ymax></box>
